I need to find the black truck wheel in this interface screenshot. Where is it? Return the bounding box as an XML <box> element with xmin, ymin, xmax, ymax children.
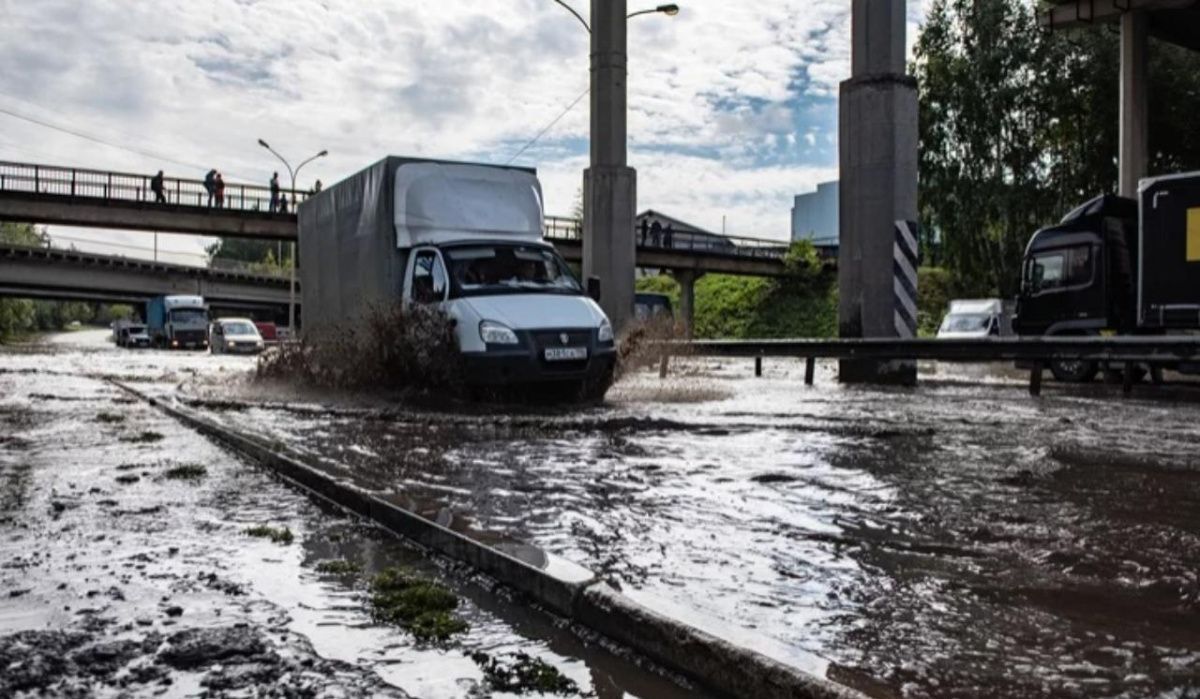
<box><xmin>1050</xmin><ymin>359</ymin><xmax>1098</xmax><ymax>383</ymax></box>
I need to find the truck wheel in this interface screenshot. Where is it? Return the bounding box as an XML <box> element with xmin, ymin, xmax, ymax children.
<box><xmin>1050</xmin><ymin>359</ymin><xmax>1098</xmax><ymax>383</ymax></box>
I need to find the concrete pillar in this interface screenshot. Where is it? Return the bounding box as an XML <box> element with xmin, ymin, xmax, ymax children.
<box><xmin>837</xmin><ymin>0</ymin><xmax>918</xmax><ymax>385</ymax></box>
<box><xmin>1119</xmin><ymin>10</ymin><xmax>1149</xmax><ymax>198</ymax></box>
<box><xmin>671</xmin><ymin>269</ymin><xmax>700</xmax><ymax>339</ymax></box>
<box><xmin>583</xmin><ymin>0</ymin><xmax>636</xmax><ymax>333</ymax></box>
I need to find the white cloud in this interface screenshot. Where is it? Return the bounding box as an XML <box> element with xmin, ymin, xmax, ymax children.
<box><xmin>0</xmin><ymin>0</ymin><xmax>929</xmax><ymax>254</ymax></box>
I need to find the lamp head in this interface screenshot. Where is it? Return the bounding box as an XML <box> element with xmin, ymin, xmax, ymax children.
<box><xmin>257</xmin><ymin>138</ymin><xmax>270</xmax><ymax>149</ymax></box>
<box><xmin>657</xmin><ymin>3</ymin><xmax>680</xmax><ymax>15</ymax></box>
<box><xmin>318</xmin><ymin>150</ymin><xmax>329</xmax><ymax>157</ymax></box>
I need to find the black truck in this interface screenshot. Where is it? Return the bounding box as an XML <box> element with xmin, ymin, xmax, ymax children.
<box><xmin>1013</xmin><ymin>171</ymin><xmax>1200</xmax><ymax>382</ymax></box>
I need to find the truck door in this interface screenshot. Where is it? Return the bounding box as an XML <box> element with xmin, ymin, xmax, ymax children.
<box><xmin>403</xmin><ymin>247</ymin><xmax>449</xmax><ymax>306</ymax></box>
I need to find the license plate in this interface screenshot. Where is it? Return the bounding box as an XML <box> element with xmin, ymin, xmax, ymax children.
<box><xmin>544</xmin><ymin>346</ymin><xmax>588</xmax><ymax>361</ymax></box>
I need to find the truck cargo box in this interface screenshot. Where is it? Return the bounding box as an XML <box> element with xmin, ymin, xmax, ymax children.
<box><xmin>1139</xmin><ymin>172</ymin><xmax>1200</xmax><ymax>329</ymax></box>
<box><xmin>297</xmin><ymin>156</ymin><xmax>540</xmax><ymax>332</ymax></box>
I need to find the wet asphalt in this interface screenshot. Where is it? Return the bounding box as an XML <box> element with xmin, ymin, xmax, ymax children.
<box><xmin>4</xmin><ymin>329</ymin><xmax>1200</xmax><ymax>698</ymax></box>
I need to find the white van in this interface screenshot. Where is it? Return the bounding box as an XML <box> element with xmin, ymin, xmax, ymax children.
<box><xmin>300</xmin><ymin>157</ymin><xmax>616</xmax><ymax>396</ymax></box>
<box><xmin>937</xmin><ymin>299</ymin><xmax>1008</xmax><ymax>338</ymax></box>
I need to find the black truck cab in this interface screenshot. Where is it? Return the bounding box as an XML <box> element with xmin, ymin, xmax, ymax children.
<box><xmin>1014</xmin><ymin>194</ymin><xmax>1138</xmax><ymax>337</ymax></box>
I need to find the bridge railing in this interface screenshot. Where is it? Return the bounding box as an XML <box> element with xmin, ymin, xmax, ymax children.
<box><xmin>543</xmin><ymin>214</ymin><xmax>791</xmax><ymax>261</ymax></box>
<box><xmin>0</xmin><ymin>160</ymin><xmax>309</xmax><ymax>214</ymax></box>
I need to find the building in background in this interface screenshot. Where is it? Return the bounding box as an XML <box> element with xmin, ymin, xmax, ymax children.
<box><xmin>791</xmin><ymin>181</ymin><xmax>839</xmax><ymax>252</ymax></box>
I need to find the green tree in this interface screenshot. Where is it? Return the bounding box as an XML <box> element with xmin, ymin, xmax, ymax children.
<box><xmin>916</xmin><ymin>0</ymin><xmax>1200</xmax><ymax>297</ymax></box>
<box><xmin>206</xmin><ymin>238</ymin><xmax>289</xmax><ymax>276</ymax></box>
<box><xmin>0</xmin><ymin>223</ymin><xmax>46</xmax><ymax>341</ymax></box>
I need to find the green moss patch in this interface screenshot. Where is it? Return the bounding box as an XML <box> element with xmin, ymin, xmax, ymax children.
<box><xmin>471</xmin><ymin>651</ymin><xmax>580</xmax><ymax>695</ymax></box>
<box><xmin>315</xmin><ymin>559</ymin><xmax>361</xmax><ymax>575</ymax></box>
<box><xmin>161</xmin><ymin>464</ymin><xmax>207</xmax><ymax>481</ymax></box>
<box><xmin>122</xmin><ymin>431</ymin><xmax>164</xmax><ymax>444</ymax></box>
<box><xmin>95</xmin><ymin>411</ymin><xmax>125</xmax><ymax>424</ymax></box>
<box><xmin>243</xmin><ymin>525</ymin><xmax>294</xmax><ymax>545</ymax></box>
<box><xmin>369</xmin><ymin>567</ymin><xmax>467</xmax><ymax>643</ymax></box>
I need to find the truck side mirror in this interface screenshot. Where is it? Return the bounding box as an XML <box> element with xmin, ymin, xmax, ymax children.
<box><xmin>587</xmin><ymin>277</ymin><xmax>602</xmax><ymax>302</ymax></box>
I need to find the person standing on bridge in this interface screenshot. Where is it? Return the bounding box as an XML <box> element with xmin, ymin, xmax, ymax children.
<box><xmin>639</xmin><ymin>218</ymin><xmax>649</xmax><ymax>246</ymax></box>
<box><xmin>649</xmin><ymin>219</ymin><xmax>663</xmax><ymax>247</ymax></box>
<box><xmin>204</xmin><ymin>169</ymin><xmax>217</xmax><ymax>207</ymax></box>
<box><xmin>663</xmin><ymin>223</ymin><xmax>675</xmax><ymax>249</ymax></box>
<box><xmin>150</xmin><ymin>170</ymin><xmax>166</xmax><ymax>204</ymax></box>
<box><xmin>214</xmin><ymin>172</ymin><xmax>226</xmax><ymax>208</ymax></box>
<box><xmin>269</xmin><ymin>172</ymin><xmax>280</xmax><ymax>212</ymax></box>
<box><xmin>279</xmin><ymin>193</ymin><xmax>289</xmax><ymax>214</ymax></box>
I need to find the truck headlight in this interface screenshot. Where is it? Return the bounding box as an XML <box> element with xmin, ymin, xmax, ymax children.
<box><xmin>597</xmin><ymin>319</ymin><xmax>614</xmax><ymax>343</ymax></box>
<box><xmin>479</xmin><ymin>320</ymin><xmax>519</xmax><ymax>345</ymax></box>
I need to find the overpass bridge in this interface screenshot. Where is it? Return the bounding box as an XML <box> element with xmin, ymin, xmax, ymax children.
<box><xmin>1</xmin><ymin>159</ymin><xmax>794</xmax><ymax>333</ymax></box>
<box><xmin>0</xmin><ymin>243</ymin><xmax>292</xmax><ymax>317</ymax></box>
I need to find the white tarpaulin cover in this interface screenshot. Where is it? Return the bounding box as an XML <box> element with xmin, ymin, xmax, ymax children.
<box><xmin>394</xmin><ymin>162</ymin><xmax>543</xmax><ymax>248</ymax></box>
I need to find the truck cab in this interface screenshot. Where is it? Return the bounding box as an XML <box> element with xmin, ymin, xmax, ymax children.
<box><xmin>1014</xmin><ymin>194</ymin><xmax>1138</xmax><ymax>338</ymax></box>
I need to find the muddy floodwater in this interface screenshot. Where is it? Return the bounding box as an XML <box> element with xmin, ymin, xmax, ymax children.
<box><xmin>4</xmin><ymin>329</ymin><xmax>1200</xmax><ymax>698</ymax></box>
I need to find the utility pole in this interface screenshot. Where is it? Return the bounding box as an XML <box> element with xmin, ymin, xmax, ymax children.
<box><xmin>837</xmin><ymin>0</ymin><xmax>918</xmax><ymax>384</ymax></box>
<box><xmin>583</xmin><ymin>0</ymin><xmax>637</xmax><ymax>333</ymax></box>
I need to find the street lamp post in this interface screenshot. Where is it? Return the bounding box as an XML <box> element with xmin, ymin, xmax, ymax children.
<box><xmin>257</xmin><ymin>139</ymin><xmax>328</xmax><ymax>333</ymax></box>
<box><xmin>570</xmin><ymin>2</ymin><xmax>677</xmax><ymax>332</ymax></box>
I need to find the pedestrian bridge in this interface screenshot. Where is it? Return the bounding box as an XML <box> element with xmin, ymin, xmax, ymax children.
<box><xmin>0</xmin><ymin>243</ymin><xmax>292</xmax><ymax>314</ymax></box>
<box><xmin>0</xmin><ymin>160</ymin><xmax>791</xmax><ymax>277</ymax></box>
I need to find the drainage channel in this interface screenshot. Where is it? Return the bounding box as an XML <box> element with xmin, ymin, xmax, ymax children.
<box><xmin>112</xmin><ymin>380</ymin><xmax>867</xmax><ymax>699</ymax></box>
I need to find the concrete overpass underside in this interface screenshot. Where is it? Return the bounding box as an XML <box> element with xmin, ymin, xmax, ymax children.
<box><xmin>0</xmin><ymin>245</ymin><xmax>293</xmax><ymax>314</ymax></box>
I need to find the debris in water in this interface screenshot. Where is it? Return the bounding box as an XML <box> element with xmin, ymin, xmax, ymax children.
<box><xmin>243</xmin><ymin>525</ymin><xmax>294</xmax><ymax>545</ymax></box>
<box><xmin>123</xmin><ymin>431</ymin><xmax>164</xmax><ymax>444</ymax></box>
<box><xmin>315</xmin><ymin>559</ymin><xmax>362</xmax><ymax>576</ymax></box>
<box><xmin>369</xmin><ymin>567</ymin><xmax>467</xmax><ymax>643</ymax></box>
<box><xmin>471</xmin><ymin>651</ymin><xmax>580</xmax><ymax>695</ymax></box>
<box><xmin>161</xmin><ymin>464</ymin><xmax>207</xmax><ymax>481</ymax></box>
<box><xmin>95</xmin><ymin>411</ymin><xmax>125</xmax><ymax>424</ymax></box>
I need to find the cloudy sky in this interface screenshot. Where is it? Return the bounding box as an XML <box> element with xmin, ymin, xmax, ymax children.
<box><xmin>0</xmin><ymin>0</ymin><xmax>928</xmax><ymax>264</ymax></box>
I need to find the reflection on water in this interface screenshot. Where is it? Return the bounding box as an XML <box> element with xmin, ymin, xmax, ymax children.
<box><xmin>8</xmin><ymin>331</ymin><xmax>1200</xmax><ymax>697</ymax></box>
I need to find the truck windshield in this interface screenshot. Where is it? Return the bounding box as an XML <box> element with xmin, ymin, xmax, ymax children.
<box><xmin>940</xmin><ymin>313</ymin><xmax>991</xmax><ymax>333</ymax></box>
<box><xmin>169</xmin><ymin>309</ymin><xmax>207</xmax><ymax>325</ymax></box>
<box><xmin>444</xmin><ymin>245</ymin><xmax>581</xmax><ymax>297</ymax></box>
<box><xmin>1024</xmin><ymin>246</ymin><xmax>1093</xmax><ymax>293</ymax></box>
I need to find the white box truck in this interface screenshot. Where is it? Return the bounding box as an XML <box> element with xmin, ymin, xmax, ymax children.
<box><xmin>298</xmin><ymin>157</ymin><xmax>616</xmax><ymax>396</ymax></box>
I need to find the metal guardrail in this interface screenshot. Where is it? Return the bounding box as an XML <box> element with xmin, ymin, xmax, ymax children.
<box><xmin>659</xmin><ymin>336</ymin><xmax>1200</xmax><ymax>396</ymax></box>
<box><xmin>544</xmin><ymin>214</ymin><xmax>791</xmax><ymax>262</ymax></box>
<box><xmin>0</xmin><ymin>160</ymin><xmax>309</xmax><ymax>214</ymax></box>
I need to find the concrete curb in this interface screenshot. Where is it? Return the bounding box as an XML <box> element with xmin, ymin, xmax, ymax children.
<box><xmin>114</xmin><ymin>382</ymin><xmax>868</xmax><ymax>699</ymax></box>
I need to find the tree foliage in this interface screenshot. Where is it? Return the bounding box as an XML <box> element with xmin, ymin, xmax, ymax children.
<box><xmin>915</xmin><ymin>0</ymin><xmax>1200</xmax><ymax>297</ymax></box>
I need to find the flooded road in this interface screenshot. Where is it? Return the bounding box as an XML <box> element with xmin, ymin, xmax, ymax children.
<box><xmin>5</xmin><ymin>329</ymin><xmax>1200</xmax><ymax>697</ymax></box>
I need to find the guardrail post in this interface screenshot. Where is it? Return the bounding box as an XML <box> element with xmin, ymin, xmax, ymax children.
<box><xmin>658</xmin><ymin>353</ymin><xmax>669</xmax><ymax>378</ymax></box>
<box><xmin>175</xmin><ymin>180</ymin><xmax>180</xmax><ymax>205</ymax></box>
<box><xmin>105</xmin><ymin>172</ymin><xmax>111</xmax><ymax>198</ymax></box>
<box><xmin>1122</xmin><ymin>361</ymin><xmax>1135</xmax><ymax>395</ymax></box>
<box><xmin>754</xmin><ymin>356</ymin><xmax>763</xmax><ymax>377</ymax></box>
<box><xmin>71</xmin><ymin>170</ymin><xmax>76</xmax><ymax>196</ymax></box>
<box><xmin>1029</xmin><ymin>362</ymin><xmax>1044</xmax><ymax>397</ymax></box>
<box><xmin>34</xmin><ymin>165</ymin><xmax>40</xmax><ymax>193</ymax></box>
<box><xmin>804</xmin><ymin>357</ymin><xmax>815</xmax><ymax>385</ymax></box>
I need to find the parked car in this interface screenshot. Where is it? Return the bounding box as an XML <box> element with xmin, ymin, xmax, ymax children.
<box><xmin>254</xmin><ymin>321</ymin><xmax>279</xmax><ymax>344</ymax></box>
<box><xmin>634</xmin><ymin>293</ymin><xmax>674</xmax><ymax>322</ymax></box>
<box><xmin>209</xmin><ymin>318</ymin><xmax>266</xmax><ymax>354</ymax></box>
<box><xmin>122</xmin><ymin>324</ymin><xmax>152</xmax><ymax>348</ymax></box>
<box><xmin>937</xmin><ymin>299</ymin><xmax>1009</xmax><ymax>339</ymax></box>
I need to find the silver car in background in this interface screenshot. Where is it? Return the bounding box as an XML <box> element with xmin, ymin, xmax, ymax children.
<box><xmin>209</xmin><ymin>318</ymin><xmax>265</xmax><ymax>354</ymax></box>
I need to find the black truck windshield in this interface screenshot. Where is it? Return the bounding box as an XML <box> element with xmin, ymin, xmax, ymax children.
<box><xmin>169</xmin><ymin>309</ymin><xmax>207</xmax><ymax>325</ymax></box>
<box><xmin>445</xmin><ymin>245</ymin><xmax>581</xmax><ymax>296</ymax></box>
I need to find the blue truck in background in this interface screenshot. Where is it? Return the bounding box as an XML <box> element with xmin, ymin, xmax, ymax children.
<box><xmin>146</xmin><ymin>295</ymin><xmax>209</xmax><ymax>349</ymax></box>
